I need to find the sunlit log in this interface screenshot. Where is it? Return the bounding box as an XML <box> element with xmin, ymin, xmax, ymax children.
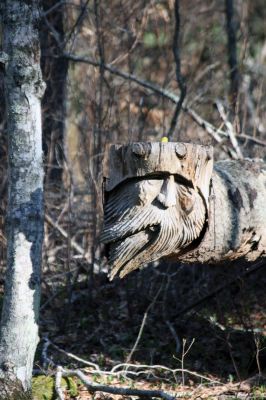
<box><xmin>102</xmin><ymin>142</ymin><xmax>266</xmax><ymax>279</ymax></box>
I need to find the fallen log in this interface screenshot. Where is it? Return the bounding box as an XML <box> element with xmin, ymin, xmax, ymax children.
<box><xmin>101</xmin><ymin>142</ymin><xmax>266</xmax><ymax>279</ymax></box>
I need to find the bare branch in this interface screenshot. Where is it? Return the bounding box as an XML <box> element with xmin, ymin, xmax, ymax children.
<box><xmin>55</xmin><ymin>366</ymin><xmax>65</xmax><ymax>400</ymax></box>
<box><xmin>61</xmin><ymin>368</ymin><xmax>176</xmax><ymax>400</ymax></box>
<box><xmin>167</xmin><ymin>0</ymin><xmax>186</xmax><ymax>140</ymax></box>
<box><xmin>225</xmin><ymin>0</ymin><xmax>239</xmax><ymax>112</ymax></box>
<box><xmin>46</xmin><ymin>338</ymin><xmax>100</xmax><ymax>370</ymax></box>
<box><xmin>215</xmin><ymin>100</ymin><xmax>243</xmax><ymax>159</ymax></box>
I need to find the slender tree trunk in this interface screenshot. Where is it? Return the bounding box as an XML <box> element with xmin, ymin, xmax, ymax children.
<box><xmin>41</xmin><ymin>0</ymin><xmax>68</xmax><ymax>182</ymax></box>
<box><xmin>0</xmin><ymin>0</ymin><xmax>45</xmax><ymax>396</ymax></box>
<box><xmin>225</xmin><ymin>0</ymin><xmax>239</xmax><ymax>113</ymax></box>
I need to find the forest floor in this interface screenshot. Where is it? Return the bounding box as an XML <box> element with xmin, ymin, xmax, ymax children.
<box><xmin>32</xmin><ymin>248</ymin><xmax>266</xmax><ymax>400</ymax></box>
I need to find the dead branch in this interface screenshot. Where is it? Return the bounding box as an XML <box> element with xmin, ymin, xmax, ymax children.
<box><xmin>215</xmin><ymin>100</ymin><xmax>243</xmax><ymax>159</ymax></box>
<box><xmin>55</xmin><ymin>366</ymin><xmax>65</xmax><ymax>400</ymax></box>
<box><xmin>40</xmin><ymin>337</ymin><xmax>221</xmax><ymax>384</ymax></box>
<box><xmin>167</xmin><ymin>0</ymin><xmax>186</xmax><ymax>140</ymax></box>
<box><xmin>61</xmin><ymin>368</ymin><xmax>176</xmax><ymax>400</ymax></box>
<box><xmin>225</xmin><ymin>0</ymin><xmax>239</xmax><ymax>112</ymax></box>
<box><xmin>46</xmin><ymin>338</ymin><xmax>100</xmax><ymax>370</ymax></box>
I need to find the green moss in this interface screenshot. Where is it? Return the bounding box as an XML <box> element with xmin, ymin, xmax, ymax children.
<box><xmin>66</xmin><ymin>377</ymin><xmax>78</xmax><ymax>397</ymax></box>
<box><xmin>32</xmin><ymin>376</ymin><xmax>54</xmax><ymax>400</ymax></box>
<box><xmin>32</xmin><ymin>375</ymin><xmax>78</xmax><ymax>400</ymax></box>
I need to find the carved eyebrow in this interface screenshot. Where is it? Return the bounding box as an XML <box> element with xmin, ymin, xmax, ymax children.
<box><xmin>108</xmin><ymin>173</ymin><xmax>194</xmax><ymax>194</ymax></box>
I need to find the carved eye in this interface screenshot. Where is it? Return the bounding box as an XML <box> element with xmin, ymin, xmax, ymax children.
<box><xmin>132</xmin><ymin>143</ymin><xmax>151</xmax><ymax>157</ymax></box>
<box><xmin>175</xmin><ymin>143</ymin><xmax>187</xmax><ymax>159</ymax></box>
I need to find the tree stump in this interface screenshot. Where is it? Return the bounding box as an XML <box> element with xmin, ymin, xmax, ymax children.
<box><xmin>102</xmin><ymin>142</ymin><xmax>266</xmax><ymax>279</ymax></box>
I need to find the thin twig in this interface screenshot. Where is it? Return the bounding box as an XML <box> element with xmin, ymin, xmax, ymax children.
<box><xmin>237</xmin><ymin>134</ymin><xmax>266</xmax><ymax>147</ymax></box>
<box><xmin>47</xmin><ymin>338</ymin><xmax>100</xmax><ymax>370</ymax></box>
<box><xmin>225</xmin><ymin>0</ymin><xmax>239</xmax><ymax>112</ymax></box>
<box><xmin>45</xmin><ymin>213</ymin><xmax>90</xmax><ymax>261</ymax></box>
<box><xmin>165</xmin><ymin>319</ymin><xmax>181</xmax><ymax>354</ymax></box>
<box><xmin>162</xmin><ymin>270</ymin><xmax>181</xmax><ymax>354</ymax></box>
<box><xmin>215</xmin><ymin>100</ymin><xmax>243</xmax><ymax>159</ymax></box>
<box><xmin>167</xmin><ymin>0</ymin><xmax>186</xmax><ymax>140</ymax></box>
<box><xmin>42</xmin><ymin>1</ymin><xmax>68</xmax><ymax>17</ymax></box>
<box><xmin>126</xmin><ymin>284</ymin><xmax>163</xmax><ymax>363</ymax></box>
<box><xmin>41</xmin><ymin>337</ymin><xmax>220</xmax><ymax>384</ymax></box>
<box><xmin>181</xmin><ymin>339</ymin><xmax>195</xmax><ymax>385</ymax></box>
<box><xmin>110</xmin><ymin>363</ymin><xmax>221</xmax><ymax>384</ymax></box>
<box><xmin>126</xmin><ymin>312</ymin><xmax>148</xmax><ymax>364</ymax></box>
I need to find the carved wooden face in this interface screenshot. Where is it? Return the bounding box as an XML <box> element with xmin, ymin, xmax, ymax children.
<box><xmin>101</xmin><ymin>173</ymin><xmax>206</xmax><ymax>279</ymax></box>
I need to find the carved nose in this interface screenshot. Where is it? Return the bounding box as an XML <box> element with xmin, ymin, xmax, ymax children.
<box><xmin>157</xmin><ymin>175</ymin><xmax>177</xmax><ymax>208</ymax></box>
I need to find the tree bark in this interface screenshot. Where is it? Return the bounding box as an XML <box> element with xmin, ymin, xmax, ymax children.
<box><xmin>102</xmin><ymin>143</ymin><xmax>266</xmax><ymax>279</ymax></box>
<box><xmin>179</xmin><ymin>159</ymin><xmax>266</xmax><ymax>263</ymax></box>
<box><xmin>0</xmin><ymin>0</ymin><xmax>45</xmax><ymax>396</ymax></box>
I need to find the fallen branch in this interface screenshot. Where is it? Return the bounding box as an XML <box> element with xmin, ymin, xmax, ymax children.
<box><xmin>55</xmin><ymin>366</ymin><xmax>65</xmax><ymax>400</ymax></box>
<box><xmin>110</xmin><ymin>364</ymin><xmax>220</xmax><ymax>384</ymax></box>
<box><xmin>46</xmin><ymin>338</ymin><xmax>100</xmax><ymax>370</ymax></box>
<box><xmin>62</xmin><ymin>368</ymin><xmax>176</xmax><ymax>400</ymax></box>
<box><xmin>43</xmin><ymin>338</ymin><xmax>221</xmax><ymax>384</ymax></box>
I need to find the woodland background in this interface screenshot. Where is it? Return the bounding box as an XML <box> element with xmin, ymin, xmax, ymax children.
<box><xmin>0</xmin><ymin>0</ymin><xmax>266</xmax><ymax>398</ymax></box>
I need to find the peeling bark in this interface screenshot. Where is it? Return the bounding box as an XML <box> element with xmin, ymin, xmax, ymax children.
<box><xmin>0</xmin><ymin>0</ymin><xmax>45</xmax><ymax>395</ymax></box>
<box><xmin>102</xmin><ymin>143</ymin><xmax>266</xmax><ymax>279</ymax></box>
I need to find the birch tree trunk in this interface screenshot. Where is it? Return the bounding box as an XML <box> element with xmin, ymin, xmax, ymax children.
<box><xmin>0</xmin><ymin>0</ymin><xmax>45</xmax><ymax>397</ymax></box>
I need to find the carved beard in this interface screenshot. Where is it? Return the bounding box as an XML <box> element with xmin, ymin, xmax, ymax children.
<box><xmin>101</xmin><ymin>175</ymin><xmax>206</xmax><ymax>279</ymax></box>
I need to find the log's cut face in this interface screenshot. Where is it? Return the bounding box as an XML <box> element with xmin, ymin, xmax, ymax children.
<box><xmin>101</xmin><ymin>142</ymin><xmax>213</xmax><ymax>279</ymax></box>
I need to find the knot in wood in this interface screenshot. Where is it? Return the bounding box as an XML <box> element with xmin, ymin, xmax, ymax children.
<box><xmin>175</xmin><ymin>143</ymin><xmax>187</xmax><ymax>158</ymax></box>
<box><xmin>132</xmin><ymin>142</ymin><xmax>151</xmax><ymax>157</ymax></box>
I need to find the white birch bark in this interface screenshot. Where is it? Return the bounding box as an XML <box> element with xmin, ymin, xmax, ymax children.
<box><xmin>0</xmin><ymin>0</ymin><xmax>45</xmax><ymax>396</ymax></box>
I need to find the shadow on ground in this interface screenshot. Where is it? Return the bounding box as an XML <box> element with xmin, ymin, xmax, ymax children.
<box><xmin>39</xmin><ymin>260</ymin><xmax>266</xmax><ymax>382</ymax></box>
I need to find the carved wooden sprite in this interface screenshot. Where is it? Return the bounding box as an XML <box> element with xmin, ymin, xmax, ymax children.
<box><xmin>101</xmin><ymin>142</ymin><xmax>266</xmax><ymax>279</ymax></box>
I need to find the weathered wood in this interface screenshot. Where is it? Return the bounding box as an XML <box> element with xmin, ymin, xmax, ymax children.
<box><xmin>101</xmin><ymin>142</ymin><xmax>266</xmax><ymax>279</ymax></box>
